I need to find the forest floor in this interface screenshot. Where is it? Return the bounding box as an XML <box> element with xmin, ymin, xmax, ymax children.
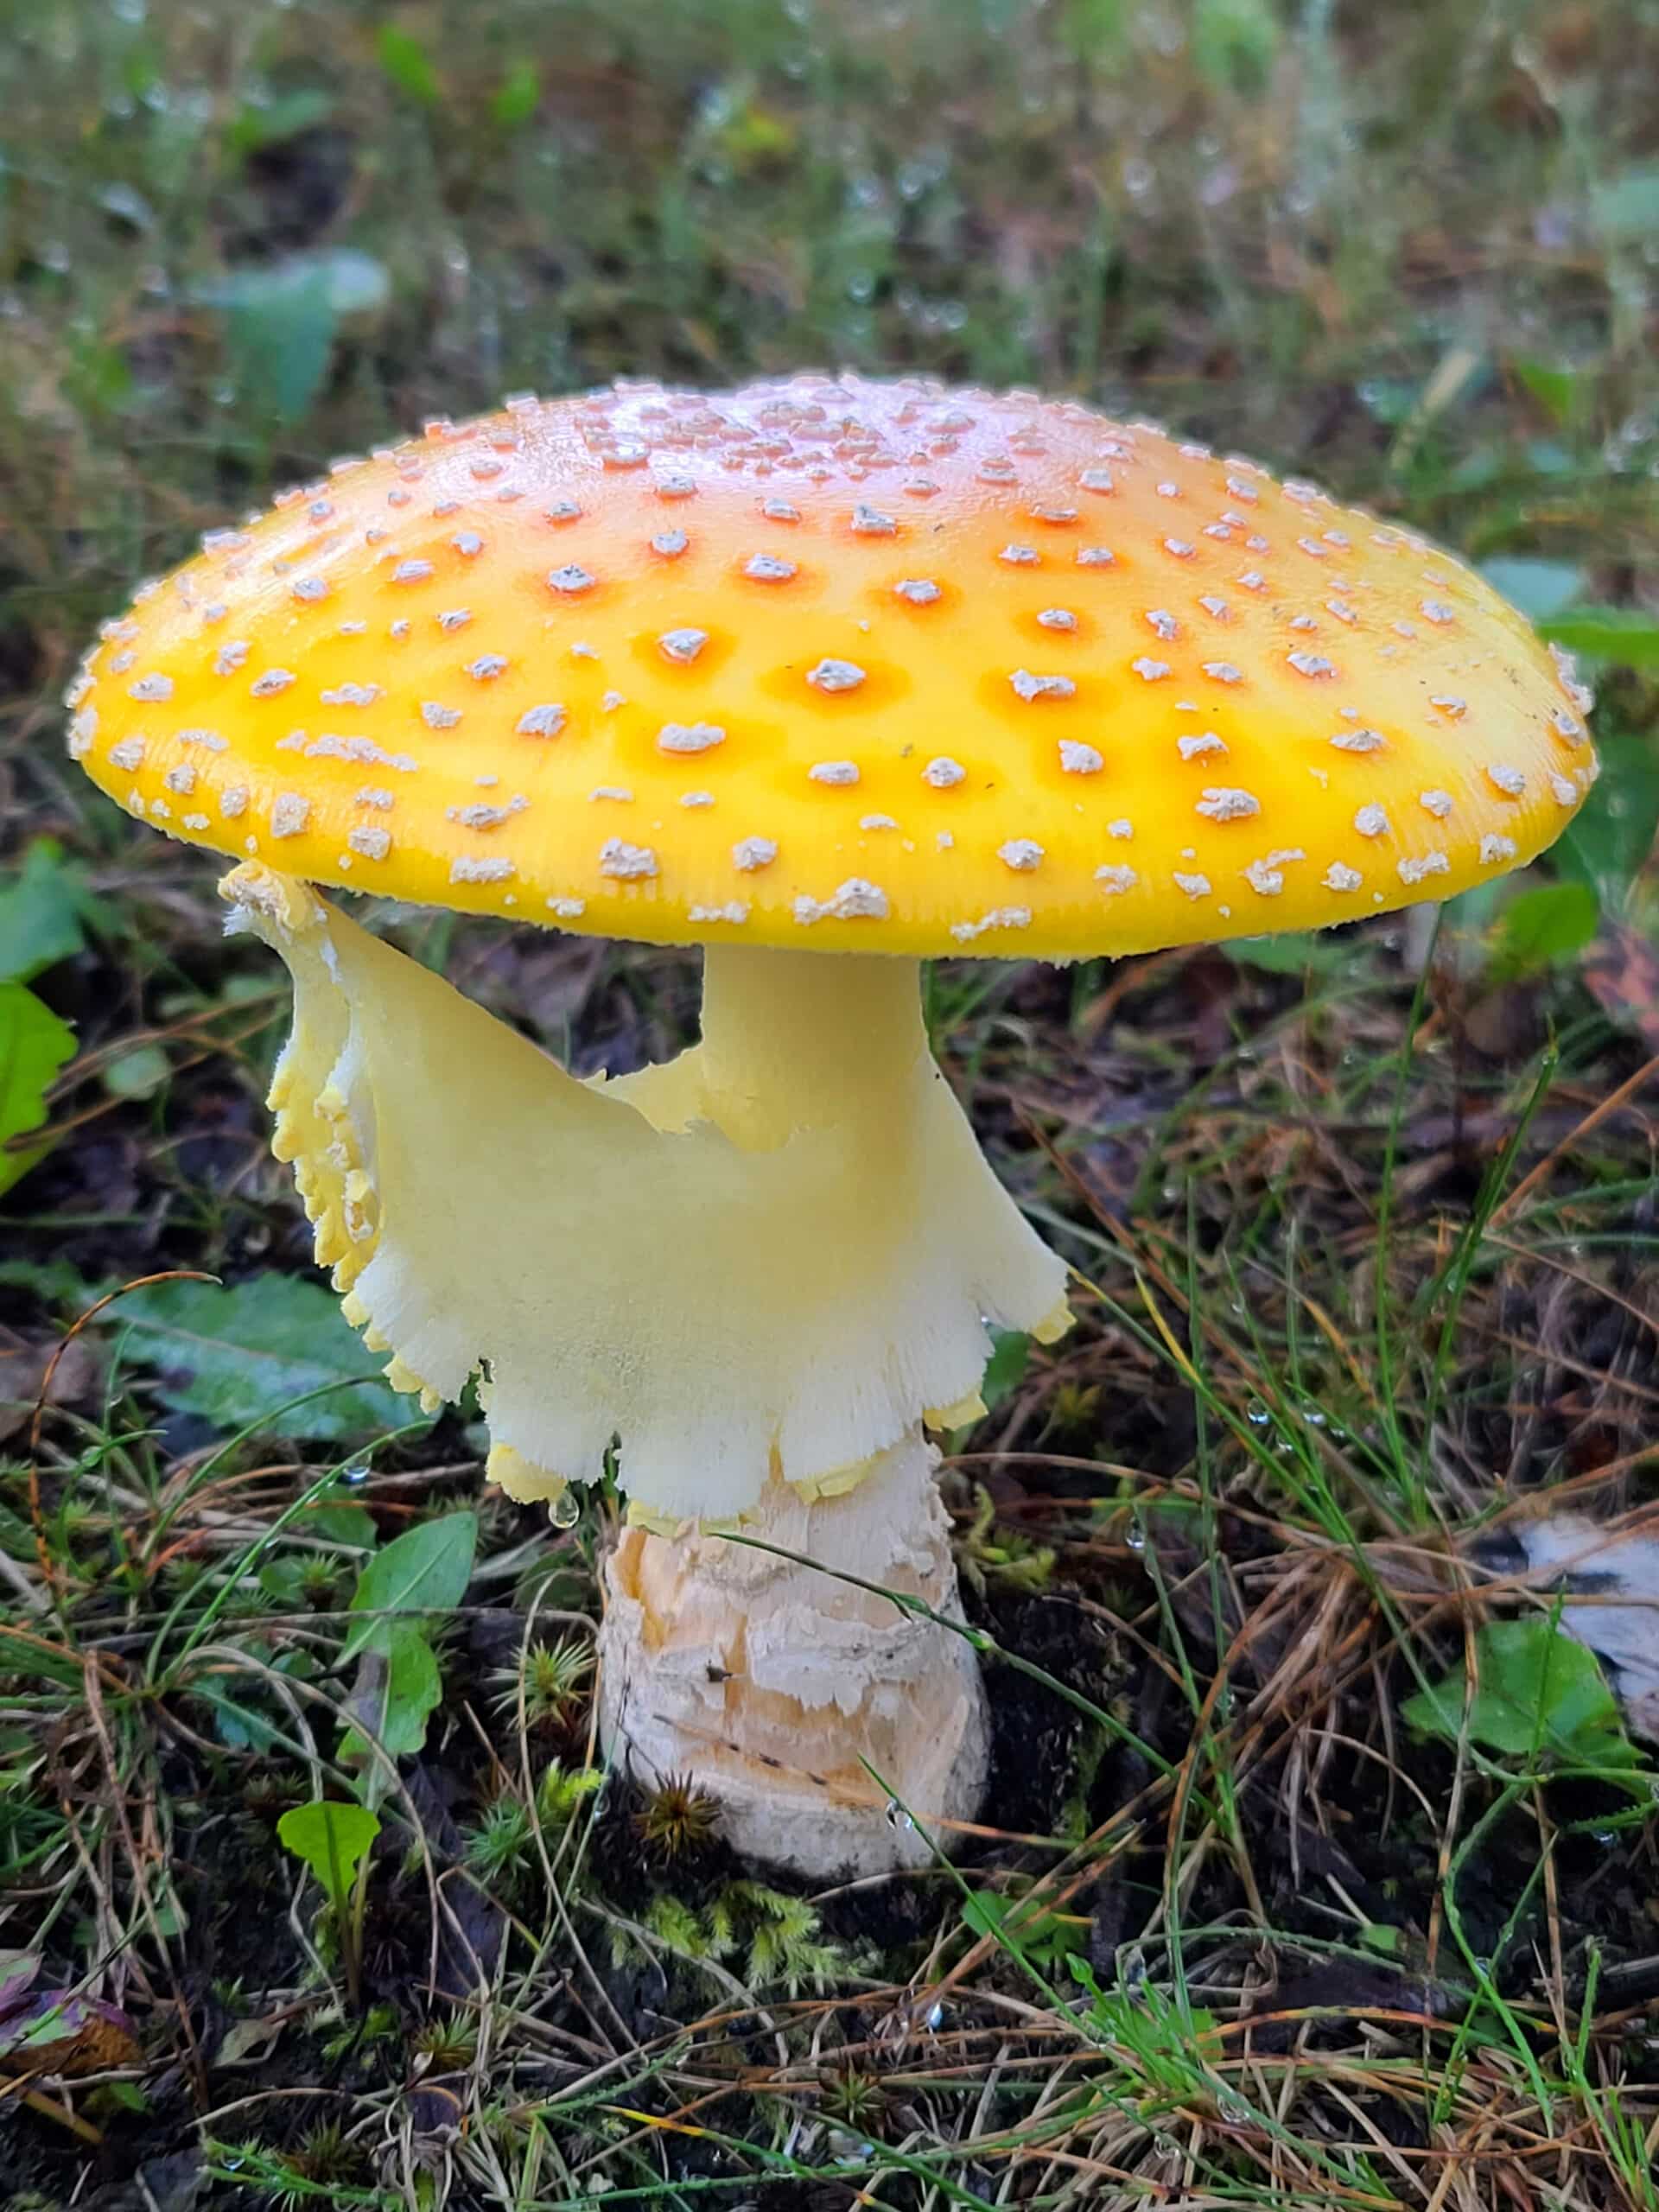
<box><xmin>3</xmin><ymin>2</ymin><xmax>1658</xmax><ymax>2207</ymax></box>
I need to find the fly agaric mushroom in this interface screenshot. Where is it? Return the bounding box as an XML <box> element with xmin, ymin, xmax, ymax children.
<box><xmin>67</xmin><ymin>376</ymin><xmax>1595</xmax><ymax>1875</ymax></box>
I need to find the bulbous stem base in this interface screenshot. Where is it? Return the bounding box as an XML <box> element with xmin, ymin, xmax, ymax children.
<box><xmin>597</xmin><ymin>1427</ymin><xmax>988</xmax><ymax>1877</ymax></box>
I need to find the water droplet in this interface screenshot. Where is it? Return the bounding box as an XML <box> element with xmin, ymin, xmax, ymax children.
<box><xmin>1125</xmin><ymin>1525</ymin><xmax>1146</xmax><ymax>1553</ymax></box>
<box><xmin>341</xmin><ymin>1458</ymin><xmax>371</xmax><ymax>1487</ymax></box>
<box><xmin>925</xmin><ymin>2001</ymin><xmax>945</xmax><ymax>2030</ymax></box>
<box><xmin>550</xmin><ymin>1486</ymin><xmax>581</xmax><ymax>1530</ymax></box>
<box><xmin>1246</xmin><ymin>1402</ymin><xmax>1271</xmax><ymax>1426</ymax></box>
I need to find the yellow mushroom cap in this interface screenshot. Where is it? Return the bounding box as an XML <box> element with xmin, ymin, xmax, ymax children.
<box><xmin>67</xmin><ymin>374</ymin><xmax>1596</xmax><ymax>957</ymax></box>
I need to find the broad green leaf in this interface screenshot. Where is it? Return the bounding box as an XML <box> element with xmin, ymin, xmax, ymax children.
<box><xmin>0</xmin><ymin>843</ymin><xmax>88</xmax><ymax>985</ymax></box>
<box><xmin>0</xmin><ymin>984</ymin><xmax>75</xmax><ymax>1198</ymax></box>
<box><xmin>226</xmin><ymin>88</ymin><xmax>336</xmax><ymax>159</ymax></box>
<box><xmin>223</xmin><ymin>259</ymin><xmax>336</xmax><ymax>423</ymax></box>
<box><xmin>343</xmin><ymin>1510</ymin><xmax>476</xmax><ymax>1662</ymax></box>
<box><xmin>341</xmin><ymin>1624</ymin><xmax>442</xmax><ymax>1789</ymax></box>
<box><xmin>963</xmin><ymin>1890</ymin><xmax>1087</xmax><ymax>1969</ymax></box>
<box><xmin>1357</xmin><ymin>1923</ymin><xmax>1405</xmax><ymax>1956</ymax></box>
<box><xmin>297</xmin><ymin>1491</ymin><xmax>378</xmax><ymax>1551</ymax></box>
<box><xmin>1491</xmin><ymin>880</ymin><xmax>1600</xmax><ymax>979</ymax></box>
<box><xmin>205</xmin><ymin>251</ymin><xmax>388</xmax><ymax>424</ymax></box>
<box><xmin>1478</xmin><ymin>557</ymin><xmax>1585</xmax><ymax>620</ymax></box>
<box><xmin>1225</xmin><ymin>929</ymin><xmax>1350</xmax><ymax>976</ymax></box>
<box><xmin>203</xmin><ymin>1682</ymin><xmax>289</xmax><ymax>1753</ymax></box>
<box><xmin>1554</xmin><ymin>731</ymin><xmax>1659</xmax><ymax>898</ymax></box>
<box><xmin>1538</xmin><ymin>607</ymin><xmax>1659</xmax><ymax>671</ymax></box>
<box><xmin>1510</xmin><ymin>359</ymin><xmax>1581</xmax><ymax>429</ymax></box>
<box><xmin>1192</xmin><ymin>0</ymin><xmax>1279</xmax><ymax>92</ymax></box>
<box><xmin>0</xmin><ymin>1948</ymin><xmax>41</xmax><ymax>2009</ymax></box>
<box><xmin>377</xmin><ymin>24</ymin><xmax>442</xmax><ymax>105</ymax></box>
<box><xmin>374</xmin><ymin>1625</ymin><xmax>442</xmax><ymax>1755</ymax></box>
<box><xmin>101</xmin><ymin>1043</ymin><xmax>170</xmax><ymax>1100</ymax></box>
<box><xmin>1592</xmin><ymin>162</ymin><xmax>1659</xmax><ymax>243</ymax></box>
<box><xmin>0</xmin><ymin>1258</ymin><xmax>98</xmax><ymax>1304</ymax></box>
<box><xmin>113</xmin><ymin>1274</ymin><xmax>412</xmax><ymax>1440</ymax></box>
<box><xmin>980</xmin><ymin>1327</ymin><xmax>1031</xmax><ymax>1414</ymax></box>
<box><xmin>1059</xmin><ymin>0</ymin><xmax>1128</xmax><ymax>62</ymax></box>
<box><xmin>1402</xmin><ymin>1618</ymin><xmax>1643</xmax><ymax>1774</ymax></box>
<box><xmin>276</xmin><ymin>1799</ymin><xmax>379</xmax><ymax>1909</ymax></box>
<box><xmin>492</xmin><ymin>61</ymin><xmax>541</xmax><ymax>129</ymax></box>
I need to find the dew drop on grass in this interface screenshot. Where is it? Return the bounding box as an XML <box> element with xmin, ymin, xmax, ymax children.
<box><xmin>342</xmin><ymin>1458</ymin><xmax>372</xmax><ymax>1487</ymax></box>
<box><xmin>550</xmin><ymin>1488</ymin><xmax>581</xmax><ymax>1530</ymax></box>
<box><xmin>925</xmin><ymin>2001</ymin><xmax>944</xmax><ymax>2030</ymax></box>
<box><xmin>1246</xmin><ymin>1401</ymin><xmax>1271</xmax><ymax>1426</ymax></box>
<box><xmin>1125</xmin><ymin>1525</ymin><xmax>1146</xmax><ymax>1552</ymax></box>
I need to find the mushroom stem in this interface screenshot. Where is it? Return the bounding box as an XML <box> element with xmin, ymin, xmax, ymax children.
<box><xmin>223</xmin><ymin>868</ymin><xmax>1068</xmax><ymax>1872</ymax></box>
<box><xmin>696</xmin><ymin>944</ymin><xmax>927</xmax><ymax>1145</ymax></box>
<box><xmin>598</xmin><ymin>1425</ymin><xmax>988</xmax><ymax>1877</ymax></box>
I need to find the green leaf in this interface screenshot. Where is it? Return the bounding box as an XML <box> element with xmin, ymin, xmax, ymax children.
<box><xmin>343</xmin><ymin>1510</ymin><xmax>476</xmax><ymax>1662</ymax></box>
<box><xmin>1592</xmin><ymin>162</ymin><xmax>1659</xmax><ymax>243</ymax></box>
<box><xmin>296</xmin><ymin>1491</ymin><xmax>378</xmax><ymax>1552</ymax></box>
<box><xmin>204</xmin><ymin>250</ymin><xmax>387</xmax><ymax>424</ymax></box>
<box><xmin>0</xmin><ymin>843</ymin><xmax>88</xmax><ymax>985</ymax></box>
<box><xmin>980</xmin><ymin>1327</ymin><xmax>1031</xmax><ymax>1414</ymax></box>
<box><xmin>1538</xmin><ymin>607</ymin><xmax>1659</xmax><ymax>671</ymax></box>
<box><xmin>1554</xmin><ymin>731</ymin><xmax>1659</xmax><ymax>898</ymax></box>
<box><xmin>0</xmin><ymin>984</ymin><xmax>76</xmax><ymax>1198</ymax></box>
<box><xmin>276</xmin><ymin>1799</ymin><xmax>379</xmax><ymax>1910</ymax></box>
<box><xmin>219</xmin><ymin>260</ymin><xmax>337</xmax><ymax>424</ymax></box>
<box><xmin>377</xmin><ymin>24</ymin><xmax>442</xmax><ymax>105</ymax></box>
<box><xmin>341</xmin><ymin>1624</ymin><xmax>442</xmax><ymax>1783</ymax></box>
<box><xmin>1225</xmin><ymin>929</ymin><xmax>1351</xmax><ymax>976</ymax></box>
<box><xmin>1059</xmin><ymin>0</ymin><xmax>1128</xmax><ymax>62</ymax></box>
<box><xmin>1490</xmin><ymin>880</ymin><xmax>1600</xmax><ymax>980</ymax></box>
<box><xmin>101</xmin><ymin>1043</ymin><xmax>170</xmax><ymax>1101</ymax></box>
<box><xmin>1357</xmin><ymin>1923</ymin><xmax>1405</xmax><ymax>1956</ymax></box>
<box><xmin>963</xmin><ymin>1889</ymin><xmax>1087</xmax><ymax>1969</ymax></box>
<box><xmin>112</xmin><ymin>1274</ymin><xmax>414</xmax><ymax>1440</ymax></box>
<box><xmin>1510</xmin><ymin>360</ymin><xmax>1582</xmax><ymax>430</ymax></box>
<box><xmin>1402</xmin><ymin>1618</ymin><xmax>1644</xmax><ymax>1773</ymax></box>
<box><xmin>492</xmin><ymin>60</ymin><xmax>541</xmax><ymax>129</ymax></box>
<box><xmin>1192</xmin><ymin>0</ymin><xmax>1279</xmax><ymax>92</ymax></box>
<box><xmin>1478</xmin><ymin>557</ymin><xmax>1586</xmax><ymax>621</ymax></box>
<box><xmin>0</xmin><ymin>1258</ymin><xmax>92</xmax><ymax>1304</ymax></box>
<box><xmin>226</xmin><ymin>87</ymin><xmax>336</xmax><ymax>159</ymax></box>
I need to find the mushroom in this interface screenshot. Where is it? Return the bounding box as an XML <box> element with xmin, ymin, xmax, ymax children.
<box><xmin>67</xmin><ymin>376</ymin><xmax>1596</xmax><ymax>1876</ymax></box>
